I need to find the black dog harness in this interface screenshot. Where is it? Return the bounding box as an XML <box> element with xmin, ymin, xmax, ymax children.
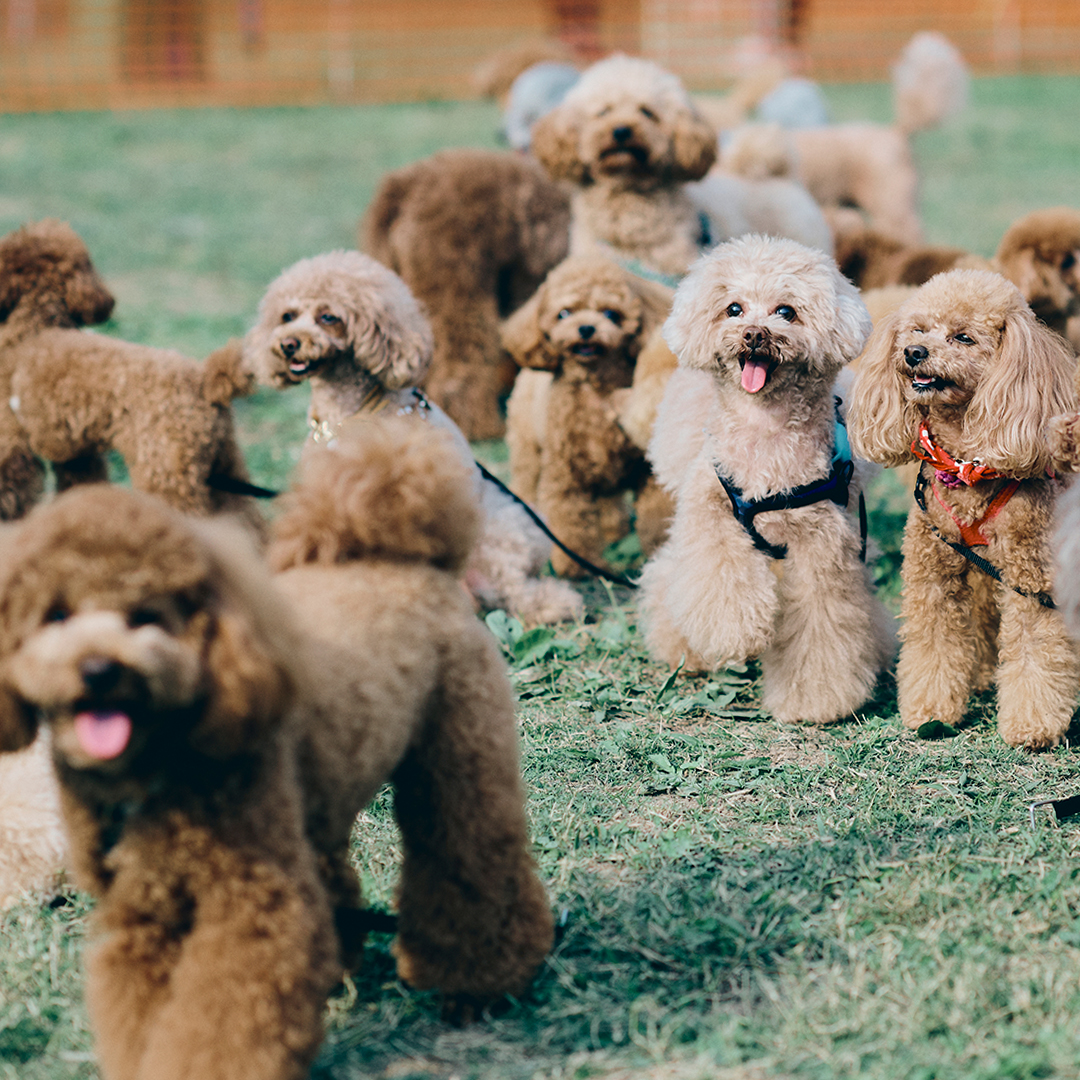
<box><xmin>714</xmin><ymin>400</ymin><xmax>866</xmax><ymax>562</ymax></box>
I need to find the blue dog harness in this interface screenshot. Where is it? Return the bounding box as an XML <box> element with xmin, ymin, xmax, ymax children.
<box><xmin>714</xmin><ymin>399</ymin><xmax>867</xmax><ymax>562</ymax></box>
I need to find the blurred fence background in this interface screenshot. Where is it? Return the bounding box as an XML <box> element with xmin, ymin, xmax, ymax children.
<box><xmin>1</xmin><ymin>0</ymin><xmax>1079</xmax><ymax>112</ymax></box>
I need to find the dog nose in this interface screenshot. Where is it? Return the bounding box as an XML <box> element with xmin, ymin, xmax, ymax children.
<box><xmin>80</xmin><ymin>656</ymin><xmax>123</xmax><ymax>696</ymax></box>
<box><xmin>743</xmin><ymin>327</ymin><xmax>768</xmax><ymax>351</ymax></box>
<box><xmin>578</xmin><ymin>324</ymin><xmax>595</xmax><ymax>340</ymax></box>
<box><xmin>612</xmin><ymin>125</ymin><xmax>633</xmax><ymax>143</ymax></box>
<box><xmin>904</xmin><ymin>344</ymin><xmax>929</xmax><ymax>366</ymax></box>
<box><xmin>279</xmin><ymin>337</ymin><xmax>300</xmax><ymax>358</ymax></box>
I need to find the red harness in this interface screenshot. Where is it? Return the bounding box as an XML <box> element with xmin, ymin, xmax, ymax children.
<box><xmin>911</xmin><ymin>421</ymin><xmax>1020</xmax><ymax>546</ymax></box>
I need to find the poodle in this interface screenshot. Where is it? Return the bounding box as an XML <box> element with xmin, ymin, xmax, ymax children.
<box><xmin>0</xmin><ymin>418</ymin><xmax>554</xmax><ymax>1080</ymax></box>
<box><xmin>502</xmin><ymin>254</ymin><xmax>674</xmax><ymax>574</ymax></box>
<box><xmin>992</xmin><ymin>206</ymin><xmax>1080</xmax><ymax>348</ymax></box>
<box><xmin>0</xmin><ymin>219</ymin><xmax>258</xmax><ymax>521</ymax></box>
<box><xmin>639</xmin><ymin>235</ymin><xmax>894</xmax><ymax>725</ymax></box>
<box><xmin>1050</xmin><ymin>414</ymin><xmax>1080</xmax><ymax>639</ymax></box>
<box><xmin>360</xmin><ymin>148</ymin><xmax>571</xmax><ymax>439</ymax></box>
<box><xmin>243</xmin><ymin>249</ymin><xmax>583</xmax><ymax>626</ymax></box>
<box><xmin>530</xmin><ymin>55</ymin><xmax>831</xmax><ymax>283</ymax></box>
<box><xmin>848</xmin><ymin>269</ymin><xmax>1079</xmax><ymax>748</ymax></box>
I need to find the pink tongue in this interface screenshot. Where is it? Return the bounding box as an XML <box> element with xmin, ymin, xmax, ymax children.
<box><xmin>73</xmin><ymin>711</ymin><xmax>133</xmax><ymax>761</ymax></box>
<box><xmin>741</xmin><ymin>357</ymin><xmax>770</xmax><ymax>393</ymax></box>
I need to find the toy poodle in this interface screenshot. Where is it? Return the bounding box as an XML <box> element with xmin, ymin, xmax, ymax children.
<box><xmin>0</xmin><ymin>219</ymin><xmax>258</xmax><ymax>521</ymax></box>
<box><xmin>243</xmin><ymin>249</ymin><xmax>583</xmax><ymax>626</ymax></box>
<box><xmin>639</xmin><ymin>235</ymin><xmax>895</xmax><ymax>725</ymax></box>
<box><xmin>848</xmin><ymin>268</ymin><xmax>1079</xmax><ymax>748</ymax></box>
<box><xmin>502</xmin><ymin>254</ymin><xmax>674</xmax><ymax>574</ymax></box>
<box><xmin>0</xmin><ymin>418</ymin><xmax>553</xmax><ymax>1079</ymax></box>
<box><xmin>1050</xmin><ymin>414</ymin><xmax>1080</xmax><ymax>639</ymax></box>
<box><xmin>530</xmin><ymin>55</ymin><xmax>830</xmax><ymax>282</ymax></box>
<box><xmin>360</xmin><ymin>147</ymin><xmax>570</xmax><ymax>439</ymax></box>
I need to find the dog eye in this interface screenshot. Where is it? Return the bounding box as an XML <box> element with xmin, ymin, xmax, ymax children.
<box><xmin>639</xmin><ymin>105</ymin><xmax>658</xmax><ymax>121</ymax></box>
<box><xmin>556</xmin><ymin>308</ymin><xmax>573</xmax><ymax>320</ymax></box>
<box><xmin>602</xmin><ymin>309</ymin><xmax>623</xmax><ymax>325</ymax></box>
<box><xmin>1062</xmin><ymin>252</ymin><xmax>1076</xmax><ymax>272</ymax></box>
<box><xmin>317</xmin><ymin>312</ymin><xmax>340</xmax><ymax>326</ymax></box>
<box><xmin>281</xmin><ymin>311</ymin><xmax>297</xmax><ymax>324</ymax></box>
<box><xmin>725</xmin><ymin>303</ymin><xmax>743</xmax><ymax>317</ymax></box>
<box><xmin>129</xmin><ymin>607</ymin><xmax>164</xmax><ymax>629</ymax></box>
<box><xmin>954</xmin><ymin>332</ymin><xmax>975</xmax><ymax>345</ymax></box>
<box><xmin>43</xmin><ymin>604</ymin><xmax>69</xmax><ymax>625</ymax></box>
<box><xmin>775</xmin><ymin>305</ymin><xmax>797</xmax><ymax>322</ymax></box>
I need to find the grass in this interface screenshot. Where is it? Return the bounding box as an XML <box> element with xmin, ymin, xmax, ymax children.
<box><xmin>2</xmin><ymin>74</ymin><xmax>1080</xmax><ymax>1080</ymax></box>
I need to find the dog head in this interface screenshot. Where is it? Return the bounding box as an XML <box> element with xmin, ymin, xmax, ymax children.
<box><xmin>663</xmin><ymin>234</ymin><xmax>871</xmax><ymax>398</ymax></box>
<box><xmin>848</xmin><ymin>268</ymin><xmax>1078</xmax><ymax>473</ymax></box>
<box><xmin>501</xmin><ymin>254</ymin><xmax>672</xmax><ymax>375</ymax></box>
<box><xmin>994</xmin><ymin>208</ymin><xmax>1080</xmax><ymax>336</ymax></box>
<box><xmin>243</xmin><ymin>250</ymin><xmax>433</xmax><ymax>391</ymax></box>
<box><xmin>0</xmin><ymin>219</ymin><xmax>115</xmax><ymax>329</ymax></box>
<box><xmin>0</xmin><ymin>487</ymin><xmax>297</xmax><ymax>776</ymax></box>
<box><xmin>530</xmin><ymin>55</ymin><xmax>717</xmax><ymax>188</ymax></box>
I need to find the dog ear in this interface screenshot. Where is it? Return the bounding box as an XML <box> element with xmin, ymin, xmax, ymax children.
<box><xmin>668</xmin><ymin>105</ymin><xmax>718</xmax><ymax>181</ymax></box>
<box><xmin>501</xmin><ymin>287</ymin><xmax>561</xmax><ymax>371</ymax></box>
<box><xmin>847</xmin><ymin>313</ymin><xmax>921</xmax><ymax>466</ymax></box>
<box><xmin>349</xmin><ymin>274</ymin><xmax>434</xmax><ymax>390</ymax></box>
<box><xmin>628</xmin><ymin>276</ymin><xmax>674</xmax><ymax>354</ymax></box>
<box><xmin>63</xmin><ymin>263</ymin><xmax>114</xmax><ymax>326</ymax></box>
<box><xmin>965</xmin><ymin>305</ymin><xmax>1079</xmax><ymax>476</ymax></box>
<box><xmin>0</xmin><ymin>671</ymin><xmax>37</xmax><ymax>753</ymax></box>
<box><xmin>831</xmin><ymin>276</ymin><xmax>876</xmax><ymax>366</ymax></box>
<box><xmin>531</xmin><ymin>105</ymin><xmax>588</xmax><ymax>184</ymax></box>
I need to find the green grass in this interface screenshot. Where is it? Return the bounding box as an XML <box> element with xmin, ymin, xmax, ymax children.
<box><xmin>2</xmin><ymin>75</ymin><xmax>1080</xmax><ymax>1080</ymax></box>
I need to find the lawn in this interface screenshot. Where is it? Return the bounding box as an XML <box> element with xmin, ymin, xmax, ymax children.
<box><xmin>2</xmin><ymin>74</ymin><xmax>1080</xmax><ymax>1080</ymax></box>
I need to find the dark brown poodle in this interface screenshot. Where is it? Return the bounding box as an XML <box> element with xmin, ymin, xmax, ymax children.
<box><xmin>0</xmin><ymin>418</ymin><xmax>553</xmax><ymax>1080</ymax></box>
<box><xmin>0</xmin><ymin>219</ymin><xmax>256</xmax><ymax>521</ymax></box>
<box><xmin>360</xmin><ymin>148</ymin><xmax>571</xmax><ymax>440</ymax></box>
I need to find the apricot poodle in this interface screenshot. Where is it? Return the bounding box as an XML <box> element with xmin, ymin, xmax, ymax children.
<box><xmin>243</xmin><ymin>249</ymin><xmax>583</xmax><ymax>625</ymax></box>
<box><xmin>848</xmin><ymin>269</ymin><xmax>1079</xmax><ymax>748</ymax></box>
<box><xmin>1050</xmin><ymin>413</ymin><xmax>1080</xmax><ymax>639</ymax></box>
<box><xmin>639</xmin><ymin>235</ymin><xmax>894</xmax><ymax>725</ymax></box>
<box><xmin>503</xmin><ymin>254</ymin><xmax>674</xmax><ymax>574</ymax></box>
<box><xmin>0</xmin><ymin>219</ymin><xmax>257</xmax><ymax>521</ymax></box>
<box><xmin>360</xmin><ymin>148</ymin><xmax>571</xmax><ymax>439</ymax></box>
<box><xmin>531</xmin><ymin>55</ymin><xmax>830</xmax><ymax>283</ymax></box>
<box><xmin>0</xmin><ymin>419</ymin><xmax>553</xmax><ymax>1080</ymax></box>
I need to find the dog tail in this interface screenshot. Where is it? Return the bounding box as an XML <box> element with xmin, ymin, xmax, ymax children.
<box><xmin>358</xmin><ymin>172</ymin><xmax>413</xmax><ymax>268</ymax></box>
<box><xmin>892</xmin><ymin>32</ymin><xmax>969</xmax><ymax>135</ymax></box>
<box><xmin>267</xmin><ymin>416</ymin><xmax>481</xmax><ymax>575</ymax></box>
<box><xmin>202</xmin><ymin>338</ymin><xmax>256</xmax><ymax>405</ymax></box>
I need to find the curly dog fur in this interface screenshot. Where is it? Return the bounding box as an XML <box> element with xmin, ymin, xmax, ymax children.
<box><xmin>0</xmin><ymin>419</ymin><xmax>553</xmax><ymax>1080</ymax></box>
<box><xmin>639</xmin><ymin>235</ymin><xmax>894</xmax><ymax>724</ymax></box>
<box><xmin>0</xmin><ymin>219</ymin><xmax>257</xmax><ymax>521</ymax></box>
<box><xmin>243</xmin><ymin>250</ymin><xmax>583</xmax><ymax>626</ymax></box>
<box><xmin>360</xmin><ymin>148</ymin><xmax>570</xmax><ymax>439</ymax></box>
<box><xmin>503</xmin><ymin>254</ymin><xmax>674</xmax><ymax>574</ymax></box>
<box><xmin>848</xmin><ymin>269</ymin><xmax>1079</xmax><ymax>748</ymax></box>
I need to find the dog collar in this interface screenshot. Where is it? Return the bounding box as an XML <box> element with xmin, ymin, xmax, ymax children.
<box><xmin>911</xmin><ymin>421</ymin><xmax>1005</xmax><ymax>488</ymax></box>
<box><xmin>308</xmin><ymin>387</ymin><xmax>433</xmax><ymax>445</ymax></box>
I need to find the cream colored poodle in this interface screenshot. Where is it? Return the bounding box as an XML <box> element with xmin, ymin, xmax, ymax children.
<box><xmin>530</xmin><ymin>55</ymin><xmax>830</xmax><ymax>283</ymax></box>
<box><xmin>503</xmin><ymin>254</ymin><xmax>674</xmax><ymax>574</ymax></box>
<box><xmin>0</xmin><ymin>419</ymin><xmax>553</xmax><ymax>1080</ymax></box>
<box><xmin>848</xmin><ymin>269</ymin><xmax>1079</xmax><ymax>748</ymax></box>
<box><xmin>639</xmin><ymin>235</ymin><xmax>894</xmax><ymax>725</ymax></box>
<box><xmin>243</xmin><ymin>250</ymin><xmax>583</xmax><ymax>626</ymax></box>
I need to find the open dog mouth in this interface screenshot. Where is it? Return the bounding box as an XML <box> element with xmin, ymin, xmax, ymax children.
<box><xmin>285</xmin><ymin>355</ymin><xmax>326</xmax><ymax>379</ymax></box>
<box><xmin>738</xmin><ymin>352</ymin><xmax>778</xmax><ymax>394</ymax></box>
<box><xmin>599</xmin><ymin>145</ymin><xmax>649</xmax><ymax>166</ymax></box>
<box><xmin>570</xmin><ymin>342</ymin><xmax>604</xmax><ymax>359</ymax></box>
<box><xmin>909</xmin><ymin>372</ymin><xmax>953</xmax><ymax>393</ymax></box>
<box><xmin>72</xmin><ymin>707</ymin><xmax>134</xmax><ymax>761</ymax></box>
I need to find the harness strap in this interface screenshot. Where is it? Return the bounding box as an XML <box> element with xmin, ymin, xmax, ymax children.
<box><xmin>928</xmin><ymin>473</ymin><xmax>1020</xmax><ymax>546</ymax></box>
<box><xmin>913</xmin><ymin>471</ymin><xmax>1055</xmax><ymax>609</ymax></box>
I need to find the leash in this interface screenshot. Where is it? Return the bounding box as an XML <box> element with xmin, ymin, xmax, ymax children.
<box><xmin>475</xmin><ymin>462</ymin><xmax>639</xmax><ymax>589</ymax></box>
<box><xmin>714</xmin><ymin>400</ymin><xmax>867</xmax><ymax>562</ymax></box>
<box><xmin>207</xmin><ymin>473</ymin><xmax>280</xmax><ymax>499</ymax></box>
<box><xmin>912</xmin><ymin>470</ymin><xmax>1056</xmax><ymax>609</ymax></box>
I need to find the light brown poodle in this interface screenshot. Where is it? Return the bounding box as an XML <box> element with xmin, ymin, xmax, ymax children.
<box><xmin>848</xmin><ymin>269</ymin><xmax>1079</xmax><ymax>748</ymax></box>
<box><xmin>243</xmin><ymin>250</ymin><xmax>583</xmax><ymax>626</ymax></box>
<box><xmin>0</xmin><ymin>219</ymin><xmax>257</xmax><ymax>521</ymax></box>
<box><xmin>360</xmin><ymin>148</ymin><xmax>571</xmax><ymax>440</ymax></box>
<box><xmin>502</xmin><ymin>254</ymin><xmax>674</xmax><ymax>574</ymax></box>
<box><xmin>639</xmin><ymin>235</ymin><xmax>895</xmax><ymax>725</ymax></box>
<box><xmin>0</xmin><ymin>418</ymin><xmax>553</xmax><ymax>1080</ymax></box>
<box><xmin>531</xmin><ymin>55</ymin><xmax>831</xmax><ymax>283</ymax></box>
<box><xmin>1050</xmin><ymin>413</ymin><xmax>1080</xmax><ymax>639</ymax></box>
<box><xmin>993</xmin><ymin>206</ymin><xmax>1080</xmax><ymax>348</ymax></box>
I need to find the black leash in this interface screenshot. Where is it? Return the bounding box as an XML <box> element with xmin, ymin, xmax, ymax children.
<box><xmin>475</xmin><ymin>461</ymin><xmax>639</xmax><ymax>589</ymax></box>
<box><xmin>207</xmin><ymin>472</ymin><xmax>280</xmax><ymax>499</ymax></box>
<box><xmin>913</xmin><ymin>471</ymin><xmax>1056</xmax><ymax>609</ymax></box>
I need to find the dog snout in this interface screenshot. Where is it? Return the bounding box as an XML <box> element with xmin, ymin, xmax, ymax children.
<box><xmin>578</xmin><ymin>324</ymin><xmax>596</xmax><ymax>340</ymax></box>
<box><xmin>743</xmin><ymin>326</ymin><xmax>768</xmax><ymax>352</ymax></box>
<box><xmin>80</xmin><ymin>655</ymin><xmax>124</xmax><ymax>696</ymax></box>
<box><xmin>279</xmin><ymin>336</ymin><xmax>300</xmax><ymax>359</ymax></box>
<box><xmin>612</xmin><ymin>125</ymin><xmax>634</xmax><ymax>144</ymax></box>
<box><xmin>904</xmin><ymin>344</ymin><xmax>929</xmax><ymax>367</ymax></box>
